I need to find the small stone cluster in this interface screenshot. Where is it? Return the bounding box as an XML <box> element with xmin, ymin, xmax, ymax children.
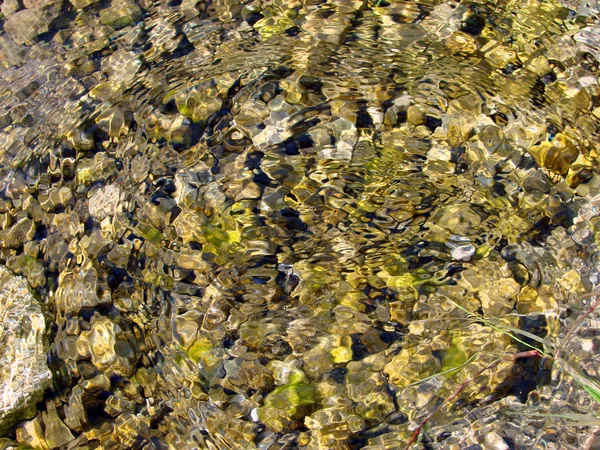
<box><xmin>0</xmin><ymin>0</ymin><xmax>600</xmax><ymax>448</ymax></box>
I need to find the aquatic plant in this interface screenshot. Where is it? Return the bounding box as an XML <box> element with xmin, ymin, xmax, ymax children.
<box><xmin>404</xmin><ymin>289</ymin><xmax>600</xmax><ymax>448</ymax></box>
<box><xmin>404</xmin><ymin>349</ymin><xmax>542</xmax><ymax>449</ymax></box>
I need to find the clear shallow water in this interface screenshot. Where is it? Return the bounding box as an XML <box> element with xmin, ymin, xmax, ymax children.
<box><xmin>1</xmin><ymin>0</ymin><xmax>600</xmax><ymax>448</ymax></box>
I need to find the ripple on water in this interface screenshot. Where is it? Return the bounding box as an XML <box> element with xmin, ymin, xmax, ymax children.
<box><xmin>0</xmin><ymin>0</ymin><xmax>600</xmax><ymax>448</ymax></box>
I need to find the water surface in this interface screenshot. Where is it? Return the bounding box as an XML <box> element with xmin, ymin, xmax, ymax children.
<box><xmin>1</xmin><ymin>0</ymin><xmax>600</xmax><ymax>448</ymax></box>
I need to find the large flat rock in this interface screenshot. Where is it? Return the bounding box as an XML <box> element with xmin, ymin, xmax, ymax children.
<box><xmin>0</xmin><ymin>266</ymin><xmax>51</xmax><ymax>435</ymax></box>
<box><xmin>2</xmin><ymin>1</ymin><xmax>63</xmax><ymax>45</ymax></box>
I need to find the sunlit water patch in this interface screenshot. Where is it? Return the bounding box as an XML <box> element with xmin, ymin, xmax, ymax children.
<box><xmin>1</xmin><ymin>0</ymin><xmax>600</xmax><ymax>448</ymax></box>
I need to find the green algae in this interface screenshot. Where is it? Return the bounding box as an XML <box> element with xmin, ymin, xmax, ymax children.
<box><xmin>187</xmin><ymin>337</ymin><xmax>213</xmax><ymax>364</ymax></box>
<box><xmin>258</xmin><ymin>382</ymin><xmax>317</xmax><ymax>431</ymax></box>
<box><xmin>264</xmin><ymin>383</ymin><xmax>316</xmax><ymax>410</ymax></box>
<box><xmin>136</xmin><ymin>223</ymin><xmax>163</xmax><ymax>245</ymax></box>
<box><xmin>3</xmin><ymin>0</ymin><xmax>600</xmax><ymax>447</ymax></box>
<box><xmin>440</xmin><ymin>337</ymin><xmax>472</xmax><ymax>372</ymax></box>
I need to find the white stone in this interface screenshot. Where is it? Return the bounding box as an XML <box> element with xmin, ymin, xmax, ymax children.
<box><xmin>450</xmin><ymin>244</ymin><xmax>476</xmax><ymax>261</ymax></box>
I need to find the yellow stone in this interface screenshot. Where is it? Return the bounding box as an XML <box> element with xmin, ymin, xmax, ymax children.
<box><xmin>557</xmin><ymin>269</ymin><xmax>585</xmax><ymax>295</ymax></box>
<box><xmin>516</xmin><ymin>286</ymin><xmax>558</xmax><ymax>314</ymax></box>
<box><xmin>384</xmin><ymin>344</ymin><xmax>440</xmax><ymax>388</ymax></box>
<box><xmin>331</xmin><ymin>336</ymin><xmax>353</xmax><ymax>363</ymax></box>
<box><xmin>187</xmin><ymin>337</ymin><xmax>213</xmax><ymax>363</ymax></box>
<box><xmin>445</xmin><ymin>31</ymin><xmax>479</xmax><ymax>54</ymax></box>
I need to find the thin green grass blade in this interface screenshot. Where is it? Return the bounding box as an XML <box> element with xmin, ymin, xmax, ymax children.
<box><xmin>446</xmin><ymin>298</ymin><xmax>477</xmax><ymax>317</ymax></box>
<box><xmin>501</xmin><ymin>325</ymin><xmax>556</xmax><ymax>351</ymax></box>
<box><xmin>404</xmin><ymin>353</ymin><xmax>479</xmax><ymax>388</ymax></box>
<box><xmin>581</xmin><ymin>383</ymin><xmax>600</xmax><ymax>405</ymax></box>
<box><xmin>446</xmin><ymin>299</ymin><xmax>548</xmax><ymax>356</ymax></box>
<box><xmin>505</xmin><ymin>411</ymin><xmax>600</xmax><ymax>426</ymax></box>
<box><xmin>558</xmin><ymin>358</ymin><xmax>600</xmax><ymax>406</ymax></box>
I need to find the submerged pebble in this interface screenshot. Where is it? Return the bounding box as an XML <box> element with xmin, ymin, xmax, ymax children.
<box><xmin>0</xmin><ymin>0</ymin><xmax>599</xmax><ymax>448</ymax></box>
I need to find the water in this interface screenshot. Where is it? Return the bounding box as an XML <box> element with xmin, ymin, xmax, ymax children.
<box><xmin>1</xmin><ymin>0</ymin><xmax>600</xmax><ymax>448</ymax></box>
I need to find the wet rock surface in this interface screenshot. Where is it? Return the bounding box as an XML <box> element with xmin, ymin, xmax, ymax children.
<box><xmin>0</xmin><ymin>266</ymin><xmax>51</xmax><ymax>435</ymax></box>
<box><xmin>0</xmin><ymin>0</ymin><xmax>600</xmax><ymax>448</ymax></box>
